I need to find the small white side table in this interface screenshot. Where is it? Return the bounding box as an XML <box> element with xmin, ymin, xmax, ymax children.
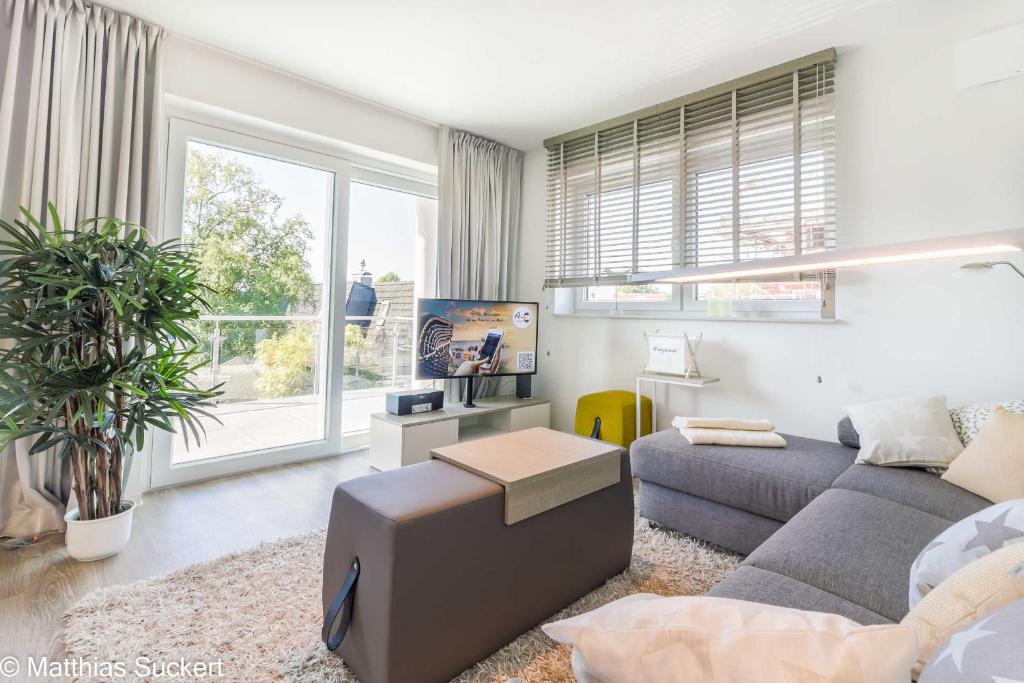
<box><xmin>636</xmin><ymin>373</ymin><xmax>720</xmax><ymax>436</ymax></box>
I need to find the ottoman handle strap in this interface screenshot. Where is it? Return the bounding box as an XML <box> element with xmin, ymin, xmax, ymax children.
<box><xmin>322</xmin><ymin>558</ymin><xmax>360</xmax><ymax>651</ymax></box>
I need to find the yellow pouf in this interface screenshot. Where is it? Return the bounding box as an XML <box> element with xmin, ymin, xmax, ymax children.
<box><xmin>575</xmin><ymin>390</ymin><xmax>653</xmax><ymax>448</ymax></box>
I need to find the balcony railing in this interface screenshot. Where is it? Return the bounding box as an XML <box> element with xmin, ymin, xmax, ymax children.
<box><xmin>188</xmin><ymin>314</ymin><xmax>417</xmax><ymax>405</ymax></box>
<box><xmin>172</xmin><ymin>313</ymin><xmax>421</xmax><ymax>463</ymax></box>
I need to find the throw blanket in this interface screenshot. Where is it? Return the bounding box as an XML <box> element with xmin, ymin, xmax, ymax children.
<box><xmin>673</xmin><ymin>417</ymin><xmax>775</xmax><ymax>432</ymax></box>
<box><xmin>671</xmin><ymin>417</ymin><xmax>786</xmax><ymax>448</ymax></box>
<box><xmin>678</xmin><ymin>428</ymin><xmax>787</xmax><ymax>448</ymax></box>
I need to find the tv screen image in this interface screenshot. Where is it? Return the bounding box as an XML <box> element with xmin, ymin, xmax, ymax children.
<box><xmin>415</xmin><ymin>299</ymin><xmax>538</xmax><ymax>379</ymax></box>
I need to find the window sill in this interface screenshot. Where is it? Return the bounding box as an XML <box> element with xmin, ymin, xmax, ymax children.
<box><xmin>554</xmin><ymin>309</ymin><xmax>840</xmax><ymax>324</ymax></box>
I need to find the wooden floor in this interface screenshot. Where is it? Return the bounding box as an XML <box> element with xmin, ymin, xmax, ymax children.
<box><xmin>0</xmin><ymin>451</ymin><xmax>372</xmax><ymax>663</ymax></box>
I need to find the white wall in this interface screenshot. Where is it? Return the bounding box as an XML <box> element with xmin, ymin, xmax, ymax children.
<box><xmin>517</xmin><ymin>0</ymin><xmax>1024</xmax><ymax>441</ymax></box>
<box><xmin>162</xmin><ymin>36</ymin><xmax>438</xmax><ymax>168</ymax></box>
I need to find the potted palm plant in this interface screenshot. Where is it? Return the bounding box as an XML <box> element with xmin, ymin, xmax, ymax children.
<box><xmin>0</xmin><ymin>204</ymin><xmax>222</xmax><ymax>561</ymax></box>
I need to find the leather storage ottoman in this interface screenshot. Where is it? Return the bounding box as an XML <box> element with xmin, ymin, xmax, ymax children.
<box><xmin>321</xmin><ymin>450</ymin><xmax>633</xmax><ymax>683</ymax></box>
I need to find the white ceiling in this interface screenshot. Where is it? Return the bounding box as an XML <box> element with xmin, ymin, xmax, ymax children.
<box><xmin>101</xmin><ymin>0</ymin><xmax>889</xmax><ymax>150</ymax></box>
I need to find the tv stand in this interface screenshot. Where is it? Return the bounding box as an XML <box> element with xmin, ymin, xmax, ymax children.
<box><xmin>463</xmin><ymin>376</ymin><xmax>477</xmax><ymax>408</ymax></box>
<box><xmin>368</xmin><ymin>396</ymin><xmax>551</xmax><ymax>471</ymax></box>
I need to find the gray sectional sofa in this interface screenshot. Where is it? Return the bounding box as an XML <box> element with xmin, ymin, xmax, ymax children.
<box><xmin>631</xmin><ymin>427</ymin><xmax>992</xmax><ymax>623</ymax></box>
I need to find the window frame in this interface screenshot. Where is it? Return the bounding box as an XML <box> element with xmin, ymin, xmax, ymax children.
<box><xmin>149</xmin><ymin>99</ymin><xmax>439</xmax><ymax>488</ymax></box>
<box><xmin>546</xmin><ymin>51</ymin><xmax>836</xmax><ymax>321</ymax></box>
<box><xmin>571</xmin><ymin>133</ymin><xmax>833</xmax><ymax>318</ymax></box>
<box><xmin>568</xmin><ymin>278</ymin><xmax>833</xmax><ymax>320</ymax></box>
<box><xmin>681</xmin><ymin>277</ymin><xmax>834</xmax><ymax>319</ymax></box>
<box><xmin>675</xmin><ymin>131</ymin><xmax>831</xmax><ymax>318</ymax></box>
<box><xmin>574</xmin><ymin>283</ymin><xmax>683</xmax><ymax>312</ymax></box>
<box><xmin>152</xmin><ymin>115</ymin><xmax>352</xmax><ymax>488</ymax></box>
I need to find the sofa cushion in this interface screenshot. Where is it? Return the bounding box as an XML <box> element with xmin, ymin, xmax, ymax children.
<box><xmin>708</xmin><ymin>566</ymin><xmax>892</xmax><ymax>625</ymax></box>
<box><xmin>831</xmin><ymin>464</ymin><xmax>990</xmax><ymax>522</ymax></box>
<box><xmin>639</xmin><ymin>481</ymin><xmax>782</xmax><ymax>555</ymax></box>
<box><xmin>903</xmin><ymin>542</ymin><xmax>1024</xmax><ymax>676</ymax></box>
<box><xmin>837</xmin><ymin>416</ymin><xmax>860</xmax><ymax>449</ymax></box>
<box><xmin>542</xmin><ymin>593</ymin><xmax>917</xmax><ymax>683</ymax></box>
<box><xmin>743</xmin><ymin>489</ymin><xmax>952</xmax><ymax>621</ymax></box>
<box><xmin>630</xmin><ymin>429</ymin><xmax>855</xmax><ymax>522</ymax></box>
<box><xmin>919</xmin><ymin>598</ymin><xmax>1024</xmax><ymax>683</ymax></box>
<box><xmin>908</xmin><ymin>499</ymin><xmax>1024</xmax><ymax>608</ymax></box>
<box><xmin>942</xmin><ymin>406</ymin><xmax>1024</xmax><ymax>503</ymax></box>
<box><xmin>949</xmin><ymin>398</ymin><xmax>1024</xmax><ymax>446</ymax></box>
<box><xmin>846</xmin><ymin>396</ymin><xmax>963</xmax><ymax>468</ymax></box>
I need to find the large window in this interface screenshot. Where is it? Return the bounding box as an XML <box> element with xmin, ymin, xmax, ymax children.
<box><xmin>172</xmin><ymin>139</ymin><xmax>336</xmax><ymax>465</ymax></box>
<box><xmin>152</xmin><ymin>112</ymin><xmax>436</xmax><ymax>487</ymax></box>
<box><xmin>546</xmin><ymin>50</ymin><xmax>836</xmax><ymax>318</ymax></box>
<box><xmin>153</xmin><ymin>117</ymin><xmax>350</xmax><ymax>487</ymax></box>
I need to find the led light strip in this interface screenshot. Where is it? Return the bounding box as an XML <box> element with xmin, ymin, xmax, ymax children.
<box><xmin>628</xmin><ymin>230</ymin><xmax>1024</xmax><ymax>285</ymax></box>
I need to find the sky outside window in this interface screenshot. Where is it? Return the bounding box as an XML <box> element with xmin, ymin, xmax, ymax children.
<box><xmin>186</xmin><ymin>142</ymin><xmax>427</xmax><ymax>286</ymax></box>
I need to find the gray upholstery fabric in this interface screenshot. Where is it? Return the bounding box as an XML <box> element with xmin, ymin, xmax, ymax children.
<box><xmin>639</xmin><ymin>481</ymin><xmax>782</xmax><ymax>555</ymax></box>
<box><xmin>832</xmin><ymin>464</ymin><xmax>990</xmax><ymax>522</ymax></box>
<box><xmin>744</xmin><ymin>489</ymin><xmax>952</xmax><ymax>621</ymax></box>
<box><xmin>630</xmin><ymin>426</ymin><xmax>998</xmax><ymax>625</ymax></box>
<box><xmin>631</xmin><ymin>429</ymin><xmax>856</xmax><ymax>522</ymax></box>
<box><xmin>708</xmin><ymin>566</ymin><xmax>892</xmax><ymax>625</ymax></box>
<box><xmin>837</xmin><ymin>416</ymin><xmax>860</xmax><ymax>449</ymax></box>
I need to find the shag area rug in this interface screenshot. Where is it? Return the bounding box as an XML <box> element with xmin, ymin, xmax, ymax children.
<box><xmin>64</xmin><ymin>513</ymin><xmax>738</xmax><ymax>682</ymax></box>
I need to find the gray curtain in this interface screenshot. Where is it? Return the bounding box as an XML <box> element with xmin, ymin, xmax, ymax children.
<box><xmin>0</xmin><ymin>0</ymin><xmax>164</xmax><ymax>537</ymax></box>
<box><xmin>436</xmin><ymin>126</ymin><xmax>524</xmax><ymax>402</ymax></box>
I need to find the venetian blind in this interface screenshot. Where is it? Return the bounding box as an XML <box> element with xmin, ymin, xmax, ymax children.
<box><xmin>544</xmin><ymin>51</ymin><xmax>836</xmax><ymax>288</ymax></box>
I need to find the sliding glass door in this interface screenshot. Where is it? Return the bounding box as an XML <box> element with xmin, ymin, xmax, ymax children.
<box><xmin>151</xmin><ymin>118</ymin><xmax>350</xmax><ymax>487</ymax></box>
<box><xmin>340</xmin><ymin>181</ymin><xmax>438</xmax><ymax>450</ymax></box>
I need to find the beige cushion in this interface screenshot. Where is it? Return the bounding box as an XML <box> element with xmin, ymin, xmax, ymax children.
<box><xmin>902</xmin><ymin>542</ymin><xmax>1024</xmax><ymax>676</ymax></box>
<box><xmin>543</xmin><ymin>594</ymin><xmax>918</xmax><ymax>683</ymax></box>
<box><xmin>846</xmin><ymin>395</ymin><xmax>963</xmax><ymax>468</ymax></box>
<box><xmin>942</xmin><ymin>407</ymin><xmax>1024</xmax><ymax>502</ymax></box>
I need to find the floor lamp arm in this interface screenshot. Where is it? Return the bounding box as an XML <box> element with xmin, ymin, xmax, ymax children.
<box><xmin>1005</xmin><ymin>262</ymin><xmax>1024</xmax><ymax>280</ymax></box>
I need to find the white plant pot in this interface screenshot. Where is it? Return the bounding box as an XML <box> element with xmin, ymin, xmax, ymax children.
<box><xmin>63</xmin><ymin>500</ymin><xmax>137</xmax><ymax>561</ymax></box>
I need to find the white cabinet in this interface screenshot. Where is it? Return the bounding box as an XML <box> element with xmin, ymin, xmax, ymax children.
<box><xmin>368</xmin><ymin>397</ymin><xmax>552</xmax><ymax>471</ymax></box>
<box><xmin>369</xmin><ymin>418</ymin><xmax>458</xmax><ymax>471</ymax></box>
<box><xmin>509</xmin><ymin>402</ymin><xmax>551</xmax><ymax>432</ymax></box>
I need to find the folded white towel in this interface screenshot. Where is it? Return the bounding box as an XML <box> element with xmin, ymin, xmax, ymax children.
<box><xmin>678</xmin><ymin>427</ymin><xmax>787</xmax><ymax>448</ymax></box>
<box><xmin>672</xmin><ymin>416</ymin><xmax>775</xmax><ymax>432</ymax></box>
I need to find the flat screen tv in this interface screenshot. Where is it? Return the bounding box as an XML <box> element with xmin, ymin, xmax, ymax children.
<box><xmin>415</xmin><ymin>299</ymin><xmax>539</xmax><ymax>384</ymax></box>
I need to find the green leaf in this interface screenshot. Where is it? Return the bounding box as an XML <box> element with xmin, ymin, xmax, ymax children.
<box><xmin>29</xmin><ymin>431</ymin><xmax>65</xmax><ymax>455</ymax></box>
<box><xmin>18</xmin><ymin>206</ymin><xmax>48</xmax><ymax>240</ymax></box>
<box><xmin>47</xmin><ymin>201</ymin><xmax>63</xmax><ymax>234</ymax></box>
<box><xmin>2</xmin><ymin>201</ymin><xmax>230</xmax><ymax>515</ymax></box>
<box><xmin>108</xmin><ymin>292</ymin><xmax>124</xmax><ymax>316</ymax></box>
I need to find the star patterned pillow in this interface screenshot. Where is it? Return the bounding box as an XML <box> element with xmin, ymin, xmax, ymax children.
<box><xmin>909</xmin><ymin>499</ymin><xmax>1024</xmax><ymax>608</ymax></box>
<box><xmin>845</xmin><ymin>396</ymin><xmax>964</xmax><ymax>468</ymax></box>
<box><xmin>918</xmin><ymin>597</ymin><xmax>1024</xmax><ymax>682</ymax></box>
